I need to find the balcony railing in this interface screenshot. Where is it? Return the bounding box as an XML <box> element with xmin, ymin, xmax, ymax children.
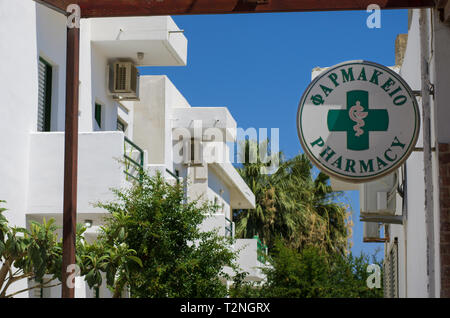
<box><xmin>124</xmin><ymin>136</ymin><xmax>144</xmax><ymax>183</ymax></box>
<box><xmin>225</xmin><ymin>217</ymin><xmax>233</xmax><ymax>239</ymax></box>
<box><xmin>165</xmin><ymin>168</ymin><xmax>180</xmax><ymax>184</ymax></box>
<box><xmin>253</xmin><ymin>235</ymin><xmax>268</xmax><ymax>264</ymax></box>
<box><xmin>165</xmin><ymin>169</ymin><xmax>187</xmax><ymax>204</ymax></box>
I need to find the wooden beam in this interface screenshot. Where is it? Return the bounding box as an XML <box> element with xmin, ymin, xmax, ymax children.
<box><xmin>34</xmin><ymin>0</ymin><xmax>68</xmax><ymax>15</ymax></box>
<box><xmin>36</xmin><ymin>0</ymin><xmax>436</xmax><ymax>18</ymax></box>
<box><xmin>61</xmin><ymin>24</ymin><xmax>79</xmax><ymax>299</ymax></box>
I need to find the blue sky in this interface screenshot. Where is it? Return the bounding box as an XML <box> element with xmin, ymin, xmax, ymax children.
<box><xmin>141</xmin><ymin>9</ymin><xmax>408</xmax><ymax>258</ymax></box>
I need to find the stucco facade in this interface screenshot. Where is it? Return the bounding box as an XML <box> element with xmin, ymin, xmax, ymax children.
<box><xmin>0</xmin><ymin>0</ymin><xmax>260</xmax><ymax>298</ymax></box>
<box><xmin>327</xmin><ymin>8</ymin><xmax>450</xmax><ymax>298</ymax></box>
<box><xmin>384</xmin><ymin>8</ymin><xmax>450</xmax><ymax>298</ymax></box>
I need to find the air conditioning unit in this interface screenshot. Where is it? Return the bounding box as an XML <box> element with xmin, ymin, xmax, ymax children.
<box><xmin>360</xmin><ymin>171</ymin><xmax>398</xmax><ymax>216</ymax></box>
<box><xmin>108</xmin><ymin>61</ymin><xmax>140</xmax><ymax>100</ymax></box>
<box><xmin>363</xmin><ymin>222</ymin><xmax>386</xmax><ymax>243</ymax></box>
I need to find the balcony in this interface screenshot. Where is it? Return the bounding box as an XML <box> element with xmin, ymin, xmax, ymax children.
<box><xmin>147</xmin><ymin>164</ymin><xmax>181</xmax><ymax>185</ymax></box>
<box><xmin>124</xmin><ymin>136</ymin><xmax>145</xmax><ymax>183</ymax></box>
<box><xmin>27</xmin><ymin>132</ymin><xmax>146</xmax><ymax>216</ymax></box>
<box><xmin>225</xmin><ymin>217</ymin><xmax>234</xmax><ymax>239</ymax></box>
<box><xmin>208</xmin><ymin>162</ymin><xmax>256</xmax><ymax>210</ymax></box>
<box><xmin>234</xmin><ymin>238</ymin><xmax>269</xmax><ymax>282</ymax></box>
<box><xmin>200</xmin><ymin>213</ymin><xmax>235</xmax><ymax>238</ymax></box>
<box><xmin>90</xmin><ymin>16</ymin><xmax>187</xmax><ymax>66</ymax></box>
<box><xmin>253</xmin><ymin>235</ymin><xmax>268</xmax><ymax>263</ymax></box>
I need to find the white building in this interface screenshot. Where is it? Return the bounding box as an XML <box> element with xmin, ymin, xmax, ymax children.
<box><xmin>380</xmin><ymin>7</ymin><xmax>450</xmax><ymax>298</ymax></box>
<box><xmin>328</xmin><ymin>7</ymin><xmax>450</xmax><ymax>298</ymax></box>
<box><xmin>0</xmin><ymin>0</ymin><xmax>265</xmax><ymax>298</ymax></box>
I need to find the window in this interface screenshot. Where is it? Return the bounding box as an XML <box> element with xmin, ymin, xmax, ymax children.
<box><xmin>117</xmin><ymin>119</ymin><xmax>127</xmax><ymax>132</ymax></box>
<box><xmin>95</xmin><ymin>103</ymin><xmax>102</xmax><ymax>129</ymax></box>
<box><xmin>37</xmin><ymin>58</ymin><xmax>52</xmax><ymax>132</ymax></box>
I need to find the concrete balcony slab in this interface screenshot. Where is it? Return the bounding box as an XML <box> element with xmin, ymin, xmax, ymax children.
<box><xmin>91</xmin><ymin>16</ymin><xmax>187</xmax><ymax>66</ymax></box>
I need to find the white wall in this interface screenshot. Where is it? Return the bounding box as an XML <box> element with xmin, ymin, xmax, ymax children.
<box><xmin>90</xmin><ymin>45</ymin><xmax>119</xmax><ymax>132</ymax></box>
<box><xmin>0</xmin><ymin>3</ymin><xmax>192</xmax><ymax>297</ymax></box>
<box><xmin>79</xmin><ymin>19</ymin><xmax>94</xmax><ymax>132</ymax></box>
<box><xmin>27</xmin><ymin>132</ymin><xmax>125</xmax><ymax>215</ymax></box>
<box><xmin>36</xmin><ymin>3</ymin><xmax>67</xmax><ymax>131</ymax></box>
<box><xmin>208</xmin><ymin>168</ymin><xmax>232</xmax><ymax>218</ymax></box>
<box><xmin>388</xmin><ymin>8</ymin><xmax>449</xmax><ymax>297</ymax></box>
<box><xmin>0</xmin><ymin>0</ymin><xmax>39</xmax><ymax>297</ymax></box>
<box><xmin>117</xmin><ymin>102</ymin><xmax>134</xmax><ymax>139</ymax></box>
<box><xmin>0</xmin><ymin>0</ymin><xmax>34</xmax><ymax>215</ymax></box>
<box><xmin>388</xmin><ymin>9</ymin><xmax>427</xmax><ymax>297</ymax></box>
<box><xmin>200</xmin><ymin>214</ymin><xmax>228</xmax><ymax>237</ymax></box>
<box><xmin>165</xmin><ymin>77</ymin><xmax>191</xmax><ymax>172</ymax></box>
<box><xmin>428</xmin><ymin>7</ymin><xmax>450</xmax><ymax>298</ymax></box>
<box><xmin>133</xmin><ymin>76</ymin><xmax>167</xmax><ymax>164</ymax></box>
<box><xmin>78</xmin><ymin>18</ymin><xmax>120</xmax><ymax>133</ymax></box>
<box><xmin>133</xmin><ymin>75</ymin><xmax>191</xmax><ymax>168</ymax></box>
<box><xmin>234</xmin><ymin>239</ymin><xmax>265</xmax><ymax>281</ymax></box>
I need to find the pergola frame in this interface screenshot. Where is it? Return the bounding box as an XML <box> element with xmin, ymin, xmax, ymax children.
<box><xmin>33</xmin><ymin>0</ymin><xmax>436</xmax><ymax>298</ymax></box>
<box><xmin>36</xmin><ymin>0</ymin><xmax>435</xmax><ymax>17</ymax></box>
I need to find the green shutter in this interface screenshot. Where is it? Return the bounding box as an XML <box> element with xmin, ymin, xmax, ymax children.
<box><xmin>38</xmin><ymin>58</ymin><xmax>52</xmax><ymax>132</ymax></box>
<box><xmin>117</xmin><ymin>119</ymin><xmax>126</xmax><ymax>132</ymax></box>
<box><xmin>95</xmin><ymin>103</ymin><xmax>102</xmax><ymax>128</ymax></box>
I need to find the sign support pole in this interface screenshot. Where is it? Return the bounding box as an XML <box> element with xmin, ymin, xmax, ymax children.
<box><xmin>61</xmin><ymin>5</ymin><xmax>80</xmax><ymax>298</ymax></box>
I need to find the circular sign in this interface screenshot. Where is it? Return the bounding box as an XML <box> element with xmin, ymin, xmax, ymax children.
<box><xmin>297</xmin><ymin>60</ymin><xmax>420</xmax><ymax>183</ymax></box>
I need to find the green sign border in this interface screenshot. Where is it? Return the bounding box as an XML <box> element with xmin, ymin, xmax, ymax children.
<box><xmin>297</xmin><ymin>60</ymin><xmax>420</xmax><ymax>183</ymax></box>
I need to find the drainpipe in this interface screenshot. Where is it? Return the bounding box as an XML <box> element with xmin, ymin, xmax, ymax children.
<box><xmin>419</xmin><ymin>8</ymin><xmax>435</xmax><ymax>298</ymax></box>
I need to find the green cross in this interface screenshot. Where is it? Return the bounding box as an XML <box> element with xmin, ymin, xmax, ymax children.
<box><xmin>327</xmin><ymin>90</ymin><xmax>389</xmax><ymax>151</ymax></box>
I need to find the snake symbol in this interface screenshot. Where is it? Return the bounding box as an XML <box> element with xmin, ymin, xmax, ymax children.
<box><xmin>349</xmin><ymin>101</ymin><xmax>368</xmax><ymax>137</ymax></box>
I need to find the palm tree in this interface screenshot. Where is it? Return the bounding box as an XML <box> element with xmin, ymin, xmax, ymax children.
<box><xmin>233</xmin><ymin>140</ymin><xmax>350</xmax><ymax>254</ymax></box>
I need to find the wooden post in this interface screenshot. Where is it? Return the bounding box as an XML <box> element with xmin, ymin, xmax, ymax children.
<box><xmin>62</xmin><ymin>5</ymin><xmax>80</xmax><ymax>298</ymax></box>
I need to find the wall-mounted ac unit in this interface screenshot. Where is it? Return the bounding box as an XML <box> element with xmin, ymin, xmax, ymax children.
<box><xmin>108</xmin><ymin>61</ymin><xmax>140</xmax><ymax>101</ymax></box>
<box><xmin>360</xmin><ymin>171</ymin><xmax>398</xmax><ymax>216</ymax></box>
<box><xmin>363</xmin><ymin>222</ymin><xmax>386</xmax><ymax>243</ymax></box>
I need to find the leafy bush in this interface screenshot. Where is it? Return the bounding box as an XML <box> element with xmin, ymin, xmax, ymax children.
<box><xmin>96</xmin><ymin>172</ymin><xmax>239</xmax><ymax>298</ymax></box>
<box><xmin>231</xmin><ymin>240</ymin><xmax>383</xmax><ymax>298</ymax></box>
<box><xmin>0</xmin><ymin>200</ymin><xmax>63</xmax><ymax>297</ymax></box>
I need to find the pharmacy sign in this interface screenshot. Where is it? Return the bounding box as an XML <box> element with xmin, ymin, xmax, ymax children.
<box><xmin>297</xmin><ymin>60</ymin><xmax>420</xmax><ymax>182</ymax></box>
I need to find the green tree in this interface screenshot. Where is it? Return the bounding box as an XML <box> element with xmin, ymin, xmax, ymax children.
<box><xmin>0</xmin><ymin>200</ymin><xmax>140</xmax><ymax>298</ymax></box>
<box><xmin>78</xmin><ymin>234</ymin><xmax>142</xmax><ymax>298</ymax></box>
<box><xmin>231</xmin><ymin>241</ymin><xmax>383</xmax><ymax>298</ymax></box>
<box><xmin>234</xmin><ymin>140</ymin><xmax>350</xmax><ymax>254</ymax></box>
<box><xmin>0</xmin><ymin>201</ymin><xmax>62</xmax><ymax>297</ymax></box>
<box><xmin>96</xmin><ymin>172</ymin><xmax>239</xmax><ymax>298</ymax></box>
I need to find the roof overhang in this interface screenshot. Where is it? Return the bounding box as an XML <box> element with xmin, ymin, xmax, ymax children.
<box><xmin>90</xmin><ymin>16</ymin><xmax>187</xmax><ymax>66</ymax></box>
<box><xmin>172</xmin><ymin>107</ymin><xmax>237</xmax><ymax>142</ymax></box>
<box><xmin>35</xmin><ymin>0</ymin><xmax>435</xmax><ymax>18</ymax></box>
<box><xmin>209</xmin><ymin>162</ymin><xmax>256</xmax><ymax>210</ymax></box>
